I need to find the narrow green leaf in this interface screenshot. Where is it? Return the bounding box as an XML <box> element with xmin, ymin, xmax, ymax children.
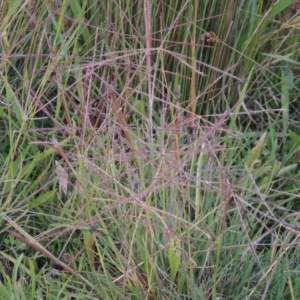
<box><xmin>260</xmin><ymin>160</ymin><xmax>281</xmax><ymax>190</ymax></box>
<box><xmin>261</xmin><ymin>53</ymin><xmax>300</xmax><ymax>66</ymax></box>
<box><xmin>168</xmin><ymin>238</ymin><xmax>181</xmax><ymax>281</ymax></box>
<box><xmin>278</xmin><ymin>164</ymin><xmax>297</xmax><ymax>176</ymax></box>
<box><xmin>288</xmin><ymin>130</ymin><xmax>300</xmax><ymax>148</ymax></box>
<box><xmin>268</xmin><ymin>0</ymin><xmax>295</xmax><ymax>20</ymax></box>
<box><xmin>27</xmin><ymin>258</ymin><xmax>36</xmax><ymax>299</ymax></box>
<box><xmin>245</xmin><ymin>132</ymin><xmax>267</xmax><ymax>168</ymax></box>
<box><xmin>281</xmin><ymin>70</ymin><xmax>290</xmax><ymax>137</ymax></box>
<box><xmin>229</xmin><ymin>67</ymin><xmax>254</xmax><ymax>129</ymax></box>
<box><xmin>29</xmin><ymin>190</ymin><xmax>56</xmax><ymax>209</ymax></box>
<box><xmin>12</xmin><ymin>254</ymin><xmax>24</xmax><ymax>300</ymax></box>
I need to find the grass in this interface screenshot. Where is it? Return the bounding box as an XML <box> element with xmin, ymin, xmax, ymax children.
<box><xmin>1</xmin><ymin>0</ymin><xmax>300</xmax><ymax>299</ymax></box>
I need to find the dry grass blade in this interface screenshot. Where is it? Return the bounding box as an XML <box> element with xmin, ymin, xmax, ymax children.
<box><xmin>4</xmin><ymin>216</ymin><xmax>93</xmax><ymax>288</ymax></box>
<box><xmin>55</xmin><ymin>160</ymin><xmax>69</xmax><ymax>196</ymax></box>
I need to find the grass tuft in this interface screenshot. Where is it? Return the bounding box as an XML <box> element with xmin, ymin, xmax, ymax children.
<box><xmin>1</xmin><ymin>0</ymin><xmax>300</xmax><ymax>299</ymax></box>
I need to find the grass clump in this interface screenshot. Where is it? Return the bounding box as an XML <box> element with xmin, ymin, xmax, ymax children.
<box><xmin>1</xmin><ymin>0</ymin><xmax>300</xmax><ymax>299</ymax></box>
